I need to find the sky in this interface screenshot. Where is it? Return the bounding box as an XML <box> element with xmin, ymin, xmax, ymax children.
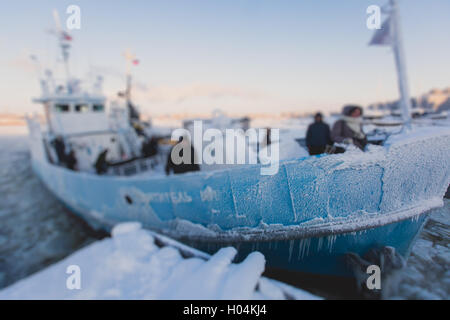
<box><xmin>1</xmin><ymin>0</ymin><xmax>449</xmax><ymax>116</ymax></box>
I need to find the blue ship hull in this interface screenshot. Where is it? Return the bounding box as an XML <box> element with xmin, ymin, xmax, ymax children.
<box><xmin>30</xmin><ymin>127</ymin><xmax>450</xmax><ymax>277</ymax></box>
<box><xmin>184</xmin><ymin>214</ymin><xmax>428</xmax><ymax>277</ymax></box>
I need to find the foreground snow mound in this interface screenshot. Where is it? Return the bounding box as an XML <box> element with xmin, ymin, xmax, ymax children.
<box><xmin>0</xmin><ymin>223</ymin><xmax>319</xmax><ymax>300</ymax></box>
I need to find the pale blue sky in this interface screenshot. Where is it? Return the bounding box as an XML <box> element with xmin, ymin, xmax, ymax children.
<box><xmin>1</xmin><ymin>0</ymin><xmax>449</xmax><ymax>115</ymax></box>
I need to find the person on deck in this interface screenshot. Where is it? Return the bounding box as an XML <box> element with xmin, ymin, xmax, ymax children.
<box><xmin>306</xmin><ymin>113</ymin><xmax>332</xmax><ymax>156</ymax></box>
<box><xmin>53</xmin><ymin>136</ymin><xmax>67</xmax><ymax>165</ymax></box>
<box><xmin>165</xmin><ymin>137</ymin><xmax>200</xmax><ymax>175</ymax></box>
<box><xmin>331</xmin><ymin>105</ymin><xmax>368</xmax><ymax>151</ymax></box>
<box><xmin>142</xmin><ymin>137</ymin><xmax>159</xmax><ymax>158</ymax></box>
<box><xmin>94</xmin><ymin>149</ymin><xmax>109</xmax><ymax>175</ymax></box>
<box><xmin>65</xmin><ymin>149</ymin><xmax>78</xmax><ymax>171</ymax></box>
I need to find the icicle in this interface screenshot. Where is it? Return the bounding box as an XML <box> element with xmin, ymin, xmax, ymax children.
<box><xmin>288</xmin><ymin>240</ymin><xmax>295</xmax><ymax>262</ymax></box>
<box><xmin>327</xmin><ymin>235</ymin><xmax>338</xmax><ymax>253</ymax></box>
<box><xmin>298</xmin><ymin>239</ymin><xmax>304</xmax><ymax>261</ymax></box>
<box><xmin>297</xmin><ymin>238</ymin><xmax>312</xmax><ymax>260</ymax></box>
<box><xmin>306</xmin><ymin>238</ymin><xmax>311</xmax><ymax>257</ymax></box>
<box><xmin>317</xmin><ymin>237</ymin><xmax>323</xmax><ymax>252</ymax></box>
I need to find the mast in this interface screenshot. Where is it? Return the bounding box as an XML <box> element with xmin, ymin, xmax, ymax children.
<box><xmin>124</xmin><ymin>49</ymin><xmax>137</xmax><ymax>103</ymax></box>
<box><xmin>390</xmin><ymin>0</ymin><xmax>412</xmax><ymax>129</ymax></box>
<box><xmin>123</xmin><ymin>50</ymin><xmax>140</xmax><ymax>121</ymax></box>
<box><xmin>52</xmin><ymin>9</ymin><xmax>72</xmax><ymax>92</ymax></box>
<box><xmin>370</xmin><ymin>0</ymin><xmax>413</xmax><ymax>130</ymax></box>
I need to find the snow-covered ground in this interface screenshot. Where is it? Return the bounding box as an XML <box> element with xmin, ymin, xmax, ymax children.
<box><xmin>0</xmin><ymin>222</ymin><xmax>319</xmax><ymax>300</ymax></box>
<box><xmin>393</xmin><ymin>199</ymin><xmax>450</xmax><ymax>300</ymax></box>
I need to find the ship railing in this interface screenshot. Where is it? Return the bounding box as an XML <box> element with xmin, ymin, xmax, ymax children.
<box><xmin>107</xmin><ymin>155</ymin><xmax>164</xmax><ymax>177</ymax></box>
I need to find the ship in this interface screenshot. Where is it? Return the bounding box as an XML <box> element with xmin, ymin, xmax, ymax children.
<box><xmin>26</xmin><ymin>3</ymin><xmax>450</xmax><ymax>279</ymax></box>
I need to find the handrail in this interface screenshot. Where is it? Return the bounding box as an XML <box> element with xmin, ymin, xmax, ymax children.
<box><xmin>108</xmin><ymin>156</ymin><xmax>162</xmax><ymax>177</ymax></box>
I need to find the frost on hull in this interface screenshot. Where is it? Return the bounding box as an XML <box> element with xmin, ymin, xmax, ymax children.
<box><xmin>381</xmin><ymin>131</ymin><xmax>450</xmax><ymax>214</ymax></box>
<box><xmin>35</xmin><ymin>127</ymin><xmax>450</xmax><ymax>234</ymax></box>
<box><xmin>31</xmin><ymin>127</ymin><xmax>450</xmax><ymax>276</ymax></box>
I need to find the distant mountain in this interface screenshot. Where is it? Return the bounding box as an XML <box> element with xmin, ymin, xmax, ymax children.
<box><xmin>0</xmin><ymin>113</ymin><xmax>26</xmax><ymax>126</ymax></box>
<box><xmin>368</xmin><ymin>87</ymin><xmax>450</xmax><ymax>113</ymax></box>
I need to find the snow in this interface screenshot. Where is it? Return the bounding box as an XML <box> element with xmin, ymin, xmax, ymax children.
<box><xmin>0</xmin><ymin>223</ymin><xmax>320</xmax><ymax>300</ymax></box>
<box><xmin>381</xmin><ymin>126</ymin><xmax>450</xmax><ymax>214</ymax></box>
<box><xmin>385</xmin><ymin>125</ymin><xmax>450</xmax><ymax>145</ymax></box>
<box><xmin>259</xmin><ymin>134</ymin><xmax>309</xmax><ymax>162</ymax></box>
<box><xmin>390</xmin><ymin>199</ymin><xmax>450</xmax><ymax>300</ymax></box>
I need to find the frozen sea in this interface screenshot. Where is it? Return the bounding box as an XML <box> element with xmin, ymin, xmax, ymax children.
<box><xmin>0</xmin><ymin>134</ymin><xmax>107</xmax><ymax>289</ymax></box>
<box><xmin>0</xmin><ymin>134</ymin><xmax>448</xmax><ymax>299</ymax></box>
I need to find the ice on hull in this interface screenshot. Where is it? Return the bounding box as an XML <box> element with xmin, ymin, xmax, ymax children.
<box><xmin>29</xmin><ymin>126</ymin><xmax>450</xmax><ymax>277</ymax></box>
<box><xmin>183</xmin><ymin>214</ymin><xmax>428</xmax><ymax>277</ymax></box>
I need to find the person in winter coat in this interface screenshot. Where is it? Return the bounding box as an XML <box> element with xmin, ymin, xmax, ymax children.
<box><xmin>94</xmin><ymin>149</ymin><xmax>109</xmax><ymax>175</ymax></box>
<box><xmin>52</xmin><ymin>136</ymin><xmax>67</xmax><ymax>165</ymax></box>
<box><xmin>331</xmin><ymin>105</ymin><xmax>368</xmax><ymax>151</ymax></box>
<box><xmin>65</xmin><ymin>149</ymin><xmax>78</xmax><ymax>171</ymax></box>
<box><xmin>141</xmin><ymin>137</ymin><xmax>159</xmax><ymax>158</ymax></box>
<box><xmin>306</xmin><ymin>112</ymin><xmax>332</xmax><ymax>155</ymax></box>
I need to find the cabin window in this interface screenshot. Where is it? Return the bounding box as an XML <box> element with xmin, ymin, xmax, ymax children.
<box><xmin>75</xmin><ymin>104</ymin><xmax>90</xmax><ymax>113</ymax></box>
<box><xmin>55</xmin><ymin>104</ymin><xmax>70</xmax><ymax>112</ymax></box>
<box><xmin>93</xmin><ymin>104</ymin><xmax>105</xmax><ymax>112</ymax></box>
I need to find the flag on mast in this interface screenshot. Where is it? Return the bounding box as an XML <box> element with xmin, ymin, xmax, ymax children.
<box><xmin>369</xmin><ymin>17</ymin><xmax>392</xmax><ymax>46</ymax></box>
<box><xmin>62</xmin><ymin>32</ymin><xmax>73</xmax><ymax>42</ymax></box>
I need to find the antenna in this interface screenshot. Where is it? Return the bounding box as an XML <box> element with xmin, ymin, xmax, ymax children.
<box><xmin>30</xmin><ymin>55</ymin><xmax>49</xmax><ymax>95</ymax></box>
<box><xmin>30</xmin><ymin>55</ymin><xmax>43</xmax><ymax>79</ymax></box>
